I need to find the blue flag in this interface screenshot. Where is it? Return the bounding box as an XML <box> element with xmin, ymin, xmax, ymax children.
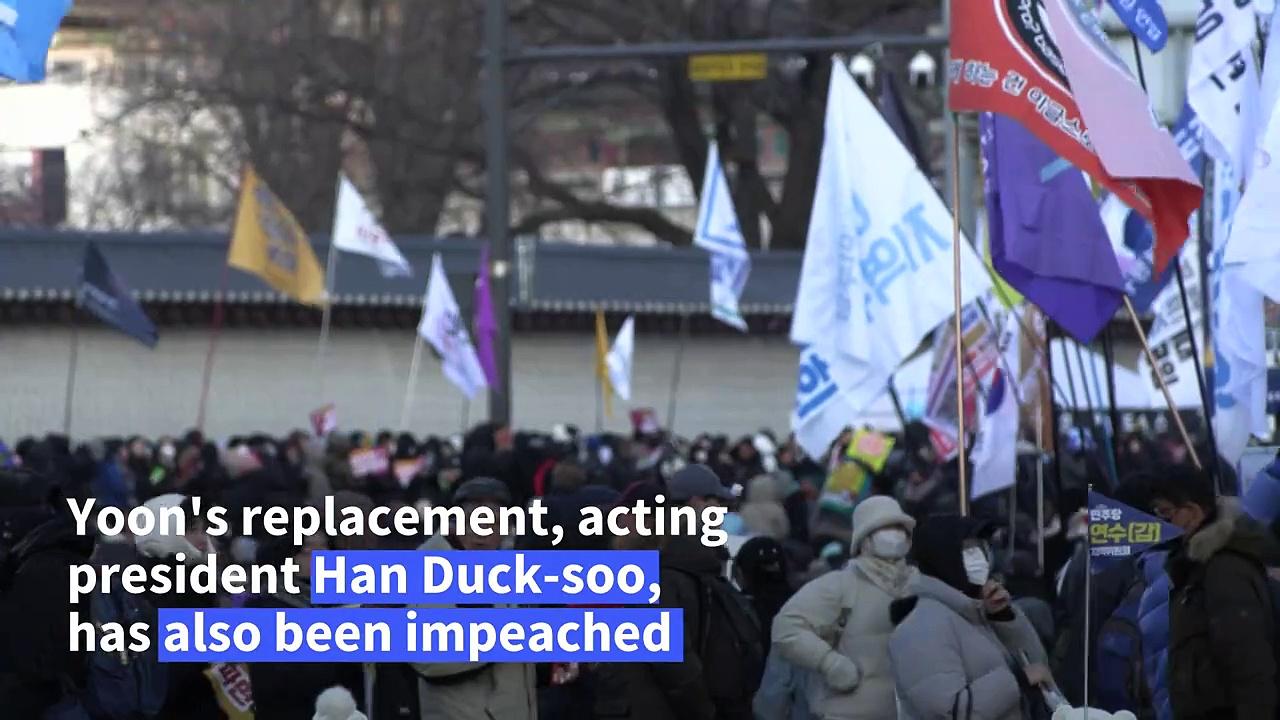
<box><xmin>1088</xmin><ymin>490</ymin><xmax>1181</xmax><ymax>574</ymax></box>
<box><xmin>980</xmin><ymin>112</ymin><xmax>1125</xmax><ymax>343</ymax></box>
<box><xmin>78</xmin><ymin>243</ymin><xmax>158</xmax><ymax>348</ymax></box>
<box><xmin>0</xmin><ymin>0</ymin><xmax>74</xmax><ymax>83</ymax></box>
<box><xmin>1106</xmin><ymin>0</ymin><xmax>1169</xmax><ymax>53</ymax></box>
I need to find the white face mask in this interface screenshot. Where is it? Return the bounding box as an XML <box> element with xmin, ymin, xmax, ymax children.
<box><xmin>962</xmin><ymin>546</ymin><xmax>991</xmax><ymax>586</ymax></box>
<box><xmin>868</xmin><ymin>528</ymin><xmax>910</xmax><ymax>560</ymax></box>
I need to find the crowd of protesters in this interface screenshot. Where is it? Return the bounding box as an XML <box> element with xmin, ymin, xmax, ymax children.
<box><xmin>0</xmin><ymin>417</ymin><xmax>1275</xmax><ymax>720</ymax></box>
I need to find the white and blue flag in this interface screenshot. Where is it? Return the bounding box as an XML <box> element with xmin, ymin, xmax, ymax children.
<box><xmin>790</xmin><ymin>58</ymin><xmax>991</xmax><ymax>458</ymax></box>
<box><xmin>0</xmin><ymin>0</ymin><xmax>73</xmax><ymax>83</ymax></box>
<box><xmin>693</xmin><ymin>142</ymin><xmax>750</xmax><ymax>331</ymax></box>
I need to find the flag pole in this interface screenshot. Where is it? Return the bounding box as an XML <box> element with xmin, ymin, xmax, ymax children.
<box><xmin>316</xmin><ymin>239</ymin><xmax>340</xmax><ymax>403</ymax></box>
<box><xmin>399</xmin><ymin>335</ymin><xmax>425</xmax><ymax>432</ymax></box>
<box><xmin>1036</xmin><ymin>407</ymin><xmax>1046</xmax><ymax>573</ymax></box>
<box><xmin>950</xmin><ymin>116</ymin><xmax>970</xmax><ymax>516</ymax></box>
<box><xmin>63</xmin><ymin>312</ymin><xmax>80</xmax><ymax>436</ymax></box>
<box><xmin>196</xmin><ymin>264</ymin><xmax>231</xmax><ymax>431</ymax></box>
<box><xmin>1124</xmin><ymin>295</ymin><xmax>1202</xmax><ymax>469</ymax></box>
<box><xmin>1102</xmin><ymin>327</ymin><xmax>1125</xmax><ymax>477</ymax></box>
<box><xmin>666</xmin><ymin>313</ymin><xmax>689</xmax><ymax>435</ymax></box>
<box><xmin>1128</xmin><ymin>33</ymin><xmax>1218</xmax><ymax>476</ymax></box>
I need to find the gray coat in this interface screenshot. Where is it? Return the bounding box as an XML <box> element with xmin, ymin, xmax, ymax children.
<box><xmin>889</xmin><ymin>575</ymin><xmax>1046</xmax><ymax>720</ymax></box>
<box><xmin>412</xmin><ymin>533</ymin><xmax>538</xmax><ymax>720</ymax></box>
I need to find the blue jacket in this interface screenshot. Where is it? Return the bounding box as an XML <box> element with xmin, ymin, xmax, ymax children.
<box><xmin>1137</xmin><ymin>549</ymin><xmax>1172</xmax><ymax>720</ymax></box>
<box><xmin>752</xmin><ymin>652</ymin><xmax>814</xmax><ymax>720</ymax></box>
<box><xmin>91</xmin><ymin>460</ymin><xmax>129</xmax><ymax>509</ymax></box>
<box><xmin>1244</xmin><ymin>458</ymin><xmax>1280</xmax><ymax>528</ymax></box>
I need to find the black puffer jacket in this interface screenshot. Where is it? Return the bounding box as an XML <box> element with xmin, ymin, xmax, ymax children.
<box><xmin>1167</xmin><ymin>499</ymin><xmax>1279</xmax><ymax>720</ymax></box>
<box><xmin>0</xmin><ymin>512</ymin><xmax>95</xmax><ymax>717</ymax></box>
<box><xmin>245</xmin><ymin>586</ymin><xmax>364</xmax><ymax>720</ymax></box>
<box><xmin>593</xmin><ymin>535</ymin><xmax>721</xmax><ymax>720</ymax></box>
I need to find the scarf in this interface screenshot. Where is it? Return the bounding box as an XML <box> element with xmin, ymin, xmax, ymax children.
<box><xmin>853</xmin><ymin>554</ymin><xmax>917</xmax><ymax>598</ymax></box>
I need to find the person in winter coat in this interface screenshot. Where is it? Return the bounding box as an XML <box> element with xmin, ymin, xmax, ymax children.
<box><xmin>0</xmin><ymin>469</ymin><xmax>95</xmax><ymax>718</ymax></box>
<box><xmin>734</xmin><ymin>536</ymin><xmax>793</xmax><ymax>648</ymax></box>
<box><xmin>771</xmin><ymin>496</ymin><xmax>917</xmax><ymax>720</ymax></box>
<box><xmin>247</xmin><ymin>514</ymin><xmax>364</xmax><ymax>720</ymax></box>
<box><xmin>889</xmin><ymin>515</ymin><xmax>1052</xmax><ymax>720</ymax></box>
<box><xmin>412</xmin><ymin>477</ymin><xmax>538</xmax><ymax>720</ymax></box>
<box><xmin>1152</xmin><ymin>466</ymin><xmax>1279</xmax><ymax>720</ymax></box>
<box><xmin>594</xmin><ymin>479</ymin><xmax>722</xmax><ymax>720</ymax></box>
<box><xmin>740</xmin><ymin>475</ymin><xmax>791</xmax><ymax>540</ymax></box>
<box><xmin>1053</xmin><ymin>475</ymin><xmax>1154</xmax><ymax>706</ymax></box>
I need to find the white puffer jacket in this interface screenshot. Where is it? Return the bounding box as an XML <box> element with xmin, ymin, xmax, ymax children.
<box><xmin>772</xmin><ymin>564</ymin><xmax>900</xmax><ymax>720</ymax></box>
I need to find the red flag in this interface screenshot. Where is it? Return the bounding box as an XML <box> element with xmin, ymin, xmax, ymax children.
<box><xmin>948</xmin><ymin>0</ymin><xmax>1201</xmax><ymax>275</ymax></box>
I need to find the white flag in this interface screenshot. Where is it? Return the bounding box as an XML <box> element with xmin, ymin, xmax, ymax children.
<box><xmin>417</xmin><ymin>254</ymin><xmax>488</xmax><ymax>399</ymax></box>
<box><xmin>971</xmin><ymin>310</ymin><xmax>1020</xmax><ymax>500</ymax></box>
<box><xmin>1214</xmin><ymin>14</ymin><xmax>1280</xmax><ymax>465</ymax></box>
<box><xmin>790</xmin><ymin>57</ymin><xmax>991</xmax><ymax>458</ymax></box>
<box><xmin>693</xmin><ymin>142</ymin><xmax>750</xmax><ymax>331</ymax></box>
<box><xmin>1138</xmin><ymin>249</ymin><xmax>1207</xmax><ymax>410</ymax></box>
<box><xmin>606</xmin><ymin>315</ymin><xmax>635</xmax><ymax>402</ymax></box>
<box><xmin>333</xmin><ymin>174</ymin><xmax>412</xmax><ymax>278</ymax></box>
<box><xmin>1187</xmin><ymin>0</ymin><xmax>1260</xmax><ymax>174</ymax></box>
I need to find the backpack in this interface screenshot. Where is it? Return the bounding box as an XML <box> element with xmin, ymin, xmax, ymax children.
<box><xmin>681</xmin><ymin>570</ymin><xmax>766</xmax><ymax>718</ymax></box>
<box><xmin>78</xmin><ymin>583</ymin><xmax>169</xmax><ymax>720</ymax></box>
<box><xmin>2</xmin><ymin>528</ymin><xmax>167</xmax><ymax>720</ymax></box>
<box><xmin>1094</xmin><ymin>572</ymin><xmax>1151</xmax><ymax>716</ymax></box>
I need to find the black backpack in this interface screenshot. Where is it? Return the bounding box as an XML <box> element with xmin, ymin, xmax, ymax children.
<box><xmin>679</xmin><ymin>570</ymin><xmax>766</xmax><ymax>718</ymax></box>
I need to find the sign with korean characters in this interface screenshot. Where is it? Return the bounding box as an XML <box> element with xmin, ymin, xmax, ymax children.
<box><xmin>688</xmin><ymin>53</ymin><xmax>767</xmax><ymax>82</ymax></box>
<box><xmin>1088</xmin><ymin>490</ymin><xmax>1182</xmax><ymax>572</ymax></box>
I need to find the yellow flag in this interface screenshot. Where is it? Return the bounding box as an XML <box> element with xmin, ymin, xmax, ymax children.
<box><xmin>594</xmin><ymin>310</ymin><xmax>613</xmax><ymax>417</ymax></box>
<box><xmin>228</xmin><ymin>166</ymin><xmax>326</xmax><ymax>306</ymax></box>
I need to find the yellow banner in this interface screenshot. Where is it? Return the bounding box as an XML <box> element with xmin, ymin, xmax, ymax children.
<box><xmin>688</xmin><ymin>53</ymin><xmax>767</xmax><ymax>82</ymax></box>
<box><xmin>228</xmin><ymin>166</ymin><xmax>326</xmax><ymax>306</ymax></box>
<box><xmin>595</xmin><ymin>310</ymin><xmax>613</xmax><ymax>417</ymax></box>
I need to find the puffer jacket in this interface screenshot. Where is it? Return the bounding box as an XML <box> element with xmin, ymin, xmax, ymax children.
<box><xmin>772</xmin><ymin>562</ymin><xmax>908</xmax><ymax>719</ymax></box>
<box><xmin>889</xmin><ymin>574</ymin><xmax>1047</xmax><ymax>720</ymax></box>
<box><xmin>1137</xmin><ymin>549</ymin><xmax>1172</xmax><ymax>720</ymax></box>
<box><xmin>1166</xmin><ymin>498</ymin><xmax>1279</xmax><ymax>720</ymax></box>
<box><xmin>592</xmin><ymin>534</ymin><xmax>719</xmax><ymax>720</ymax></box>
<box><xmin>411</xmin><ymin>533</ymin><xmax>537</xmax><ymax>720</ymax></box>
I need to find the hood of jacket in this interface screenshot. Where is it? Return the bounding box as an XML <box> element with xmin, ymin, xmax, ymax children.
<box><xmin>1186</xmin><ymin>497</ymin><xmax>1280</xmax><ymax>564</ymax></box>
<box><xmin>745</xmin><ymin>474</ymin><xmax>781</xmax><ymax>504</ymax></box>
<box><xmin>660</xmin><ymin>533</ymin><xmax>726</xmax><ymax>577</ymax></box>
<box><xmin>909</xmin><ymin>514</ymin><xmax>994</xmax><ymax>597</ymax></box>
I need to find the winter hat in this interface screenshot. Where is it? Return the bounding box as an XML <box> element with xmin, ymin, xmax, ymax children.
<box><xmin>313</xmin><ymin>686</ymin><xmax>367</xmax><ymax>720</ymax></box>
<box><xmin>451</xmin><ymin>476</ymin><xmax>512</xmax><ymax>507</ymax></box>
<box><xmin>849</xmin><ymin>496</ymin><xmax>915</xmax><ymax>555</ymax></box>
<box><xmin>134</xmin><ymin>493</ymin><xmax>204</xmax><ymax>561</ymax></box>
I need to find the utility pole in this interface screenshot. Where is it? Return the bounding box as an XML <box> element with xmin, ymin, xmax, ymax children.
<box><xmin>484</xmin><ymin>0</ymin><xmax>511</xmax><ymax>427</ymax></box>
<box><xmin>481</xmin><ymin>0</ymin><xmax>946</xmax><ymax>425</ymax></box>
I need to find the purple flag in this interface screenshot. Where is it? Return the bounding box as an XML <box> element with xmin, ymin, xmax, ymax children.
<box><xmin>474</xmin><ymin>244</ymin><xmax>500</xmax><ymax>391</ymax></box>
<box><xmin>981</xmin><ymin>112</ymin><xmax>1124</xmax><ymax>343</ymax></box>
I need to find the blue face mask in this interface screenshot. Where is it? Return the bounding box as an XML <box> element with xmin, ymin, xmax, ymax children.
<box><xmin>721</xmin><ymin>512</ymin><xmax>746</xmax><ymax>536</ymax></box>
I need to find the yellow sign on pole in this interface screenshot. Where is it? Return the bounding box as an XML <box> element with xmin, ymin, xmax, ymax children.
<box><xmin>688</xmin><ymin>53</ymin><xmax>768</xmax><ymax>82</ymax></box>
